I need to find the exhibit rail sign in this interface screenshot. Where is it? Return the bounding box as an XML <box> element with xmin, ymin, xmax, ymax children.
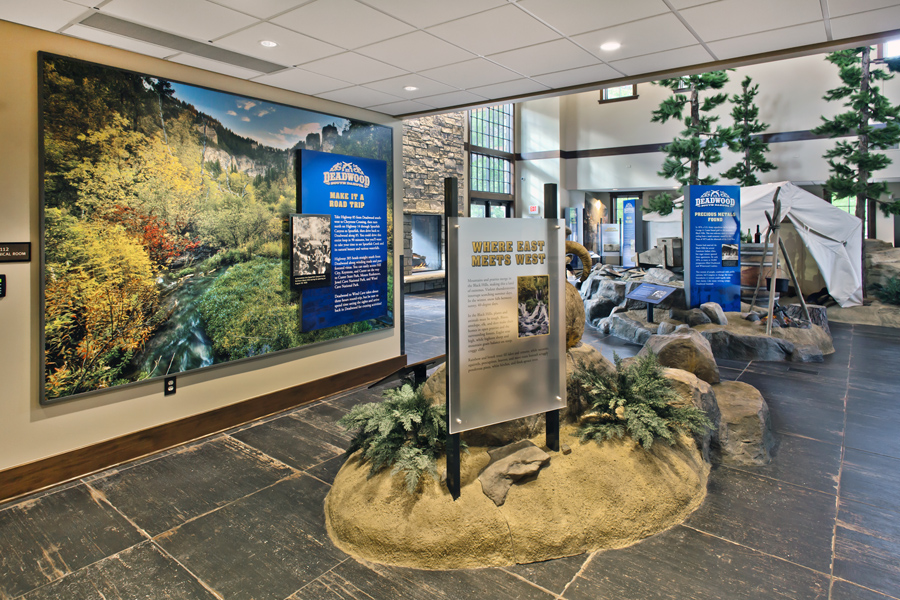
<box><xmin>447</xmin><ymin>217</ymin><xmax>566</xmax><ymax>434</ymax></box>
<box><xmin>683</xmin><ymin>185</ymin><xmax>741</xmax><ymax>311</ymax></box>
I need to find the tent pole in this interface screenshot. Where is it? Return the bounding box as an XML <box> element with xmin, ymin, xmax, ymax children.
<box><xmin>777</xmin><ymin>237</ymin><xmax>811</xmax><ymax>322</ymax></box>
<box><xmin>766</xmin><ymin>197</ymin><xmax>783</xmax><ymax>335</ymax></box>
<box><xmin>750</xmin><ymin>186</ymin><xmax>782</xmax><ymax>312</ymax></box>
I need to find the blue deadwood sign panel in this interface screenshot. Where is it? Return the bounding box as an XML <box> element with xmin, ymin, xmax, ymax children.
<box><xmin>684</xmin><ymin>185</ymin><xmax>741</xmax><ymax>311</ymax></box>
<box><xmin>298</xmin><ymin>149</ymin><xmax>388</xmax><ymax>332</ymax></box>
<box><xmin>622</xmin><ymin>199</ymin><xmax>637</xmax><ymax>267</ymax></box>
<box><xmin>625</xmin><ymin>282</ymin><xmax>677</xmax><ymax>304</ymax></box>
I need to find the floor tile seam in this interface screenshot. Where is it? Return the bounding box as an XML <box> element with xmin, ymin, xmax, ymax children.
<box><xmin>82</xmin><ymin>480</ymin><xmax>154</xmax><ymax>541</ymax></box>
<box><xmin>828</xmin><ymin>355</ymin><xmax>851</xmax><ymax>588</ymax></box>
<box><xmin>150</xmin><ymin>539</ymin><xmax>225</xmax><ymax>600</ymax></box>
<box><xmin>149</xmin><ymin>471</ymin><xmax>304</xmax><ymax>541</ymax></box>
<box><xmin>774</xmin><ymin>430</ymin><xmax>843</xmax><ymax>448</ymax></box>
<box><xmin>282</xmin><ymin>557</ymin><xmax>354</xmax><ymax>600</ymax></box>
<box><xmin>223</xmin><ymin>432</ymin><xmax>306</xmax><ymax>475</ymax></box>
<box><xmin>715</xmin><ymin>463</ymin><xmax>838</xmax><ymax>497</ymax></box>
<box><xmin>841</xmin><ymin>445</ymin><xmax>900</xmax><ymax>463</ymax></box>
<box><xmin>497</xmin><ymin>566</ymin><xmax>564</xmax><ymax>599</ymax></box>
<box><xmin>7</xmin><ymin>538</ymin><xmax>156</xmax><ymax>599</ymax></box>
<box><xmin>835</xmin><ymin>495</ymin><xmax>900</xmax><ymax>520</ymax></box>
<box><xmin>558</xmin><ymin>551</ymin><xmax>596</xmax><ymax>598</ymax></box>
<box><xmin>831</xmin><ymin>576</ymin><xmax>900</xmax><ymax>600</ymax></box>
<box><xmin>680</xmin><ymin>524</ymin><xmax>832</xmax><ymax>578</ymax></box>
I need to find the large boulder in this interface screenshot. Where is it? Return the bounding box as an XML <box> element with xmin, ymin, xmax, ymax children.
<box><xmin>784</xmin><ymin>303</ymin><xmax>830</xmax><ymax>336</ymax></box>
<box><xmin>700</xmin><ymin>302</ymin><xmax>728</xmax><ymax>326</ymax></box>
<box><xmin>565</xmin><ymin>281</ymin><xmax>586</xmax><ymax>349</ymax></box>
<box><xmin>700</xmin><ymin>329</ymin><xmax>796</xmax><ymax>362</ymax></box>
<box><xmin>639</xmin><ymin>330</ymin><xmax>720</xmax><ymax>385</ymax></box>
<box><xmin>645</xmin><ymin>267</ymin><xmax>680</xmax><ymax>283</ymax></box>
<box><xmin>478</xmin><ymin>440</ymin><xmax>551</xmax><ymax>506</ymax></box>
<box><xmin>712</xmin><ymin>381</ymin><xmax>775</xmax><ymax>466</ymax></box>
<box><xmin>664</xmin><ymin>368</ymin><xmax>721</xmax><ymax>462</ymax></box>
<box><xmin>601</xmin><ymin>313</ymin><xmax>653</xmax><ymax>345</ymax></box>
<box><xmin>583</xmin><ymin>279</ymin><xmax>627</xmax><ymax>322</ymax></box>
<box><xmin>669</xmin><ymin>307</ymin><xmax>712</xmax><ymax>326</ymax></box>
<box><xmin>866</xmin><ymin>240</ymin><xmax>900</xmax><ymax>288</ymax></box>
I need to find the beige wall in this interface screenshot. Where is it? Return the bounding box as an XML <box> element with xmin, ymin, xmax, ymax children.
<box><xmin>0</xmin><ymin>20</ymin><xmax>403</xmax><ymax>473</ymax></box>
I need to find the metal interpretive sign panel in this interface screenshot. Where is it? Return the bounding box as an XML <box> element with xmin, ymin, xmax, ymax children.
<box><xmin>625</xmin><ymin>283</ymin><xmax>677</xmax><ymax>304</ymax></box>
<box><xmin>447</xmin><ymin>217</ymin><xmax>565</xmax><ymax>434</ymax></box>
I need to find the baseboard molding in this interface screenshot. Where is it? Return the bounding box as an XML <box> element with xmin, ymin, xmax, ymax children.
<box><xmin>0</xmin><ymin>354</ymin><xmax>407</xmax><ymax>504</ymax></box>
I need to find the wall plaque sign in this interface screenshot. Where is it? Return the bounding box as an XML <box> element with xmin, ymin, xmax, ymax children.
<box><xmin>0</xmin><ymin>243</ymin><xmax>30</xmax><ymax>262</ymax></box>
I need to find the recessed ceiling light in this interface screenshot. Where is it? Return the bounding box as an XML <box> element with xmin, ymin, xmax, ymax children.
<box><xmin>404</xmin><ymin>85</ymin><xmax>418</xmax><ymax>92</ymax></box>
<box><xmin>259</xmin><ymin>40</ymin><xmax>278</xmax><ymax>48</ymax></box>
<box><xmin>600</xmin><ymin>41</ymin><xmax>621</xmax><ymax>51</ymax></box>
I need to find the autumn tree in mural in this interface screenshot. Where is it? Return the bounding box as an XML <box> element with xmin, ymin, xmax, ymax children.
<box><xmin>41</xmin><ymin>55</ymin><xmax>393</xmax><ymax>401</ymax></box>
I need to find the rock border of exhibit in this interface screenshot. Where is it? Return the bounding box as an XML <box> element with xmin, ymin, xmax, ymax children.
<box><xmin>324</xmin><ymin>424</ymin><xmax>709</xmax><ymax>570</ymax></box>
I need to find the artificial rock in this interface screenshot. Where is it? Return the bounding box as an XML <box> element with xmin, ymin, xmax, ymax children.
<box><xmin>700</xmin><ymin>302</ymin><xmax>729</xmax><ymax>325</ymax></box>
<box><xmin>712</xmin><ymin>381</ymin><xmax>775</xmax><ymax>466</ymax></box>
<box><xmin>478</xmin><ymin>440</ymin><xmax>551</xmax><ymax>506</ymax></box>
<box><xmin>663</xmin><ymin>368</ymin><xmax>721</xmax><ymax>463</ymax></box>
<box><xmin>639</xmin><ymin>330</ymin><xmax>720</xmax><ymax>384</ymax></box>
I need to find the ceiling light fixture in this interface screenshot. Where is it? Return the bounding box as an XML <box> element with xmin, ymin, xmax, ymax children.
<box><xmin>600</xmin><ymin>41</ymin><xmax>621</xmax><ymax>51</ymax></box>
<box><xmin>404</xmin><ymin>85</ymin><xmax>418</xmax><ymax>91</ymax></box>
<box><xmin>259</xmin><ymin>40</ymin><xmax>278</xmax><ymax>48</ymax></box>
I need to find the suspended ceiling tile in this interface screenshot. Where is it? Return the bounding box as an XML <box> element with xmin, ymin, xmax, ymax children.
<box><xmin>707</xmin><ymin>21</ymin><xmax>827</xmax><ymax>60</ymax></box>
<box><xmin>206</xmin><ymin>0</ymin><xmax>313</xmax><ymax>20</ymax></box>
<box><xmin>65</xmin><ymin>0</ymin><xmax>100</xmax><ymax>5</ymax></box>
<box><xmin>827</xmin><ymin>0</ymin><xmax>900</xmax><ymax>18</ymax></box>
<box><xmin>367</xmin><ymin>98</ymin><xmax>431</xmax><ymax>115</ymax></box>
<box><xmin>363</xmin><ymin>73</ymin><xmax>456</xmax><ymax>98</ymax></box>
<box><xmin>299</xmin><ymin>52</ymin><xmax>406</xmax><ymax>85</ymax></box>
<box><xmin>609</xmin><ymin>44</ymin><xmax>713</xmax><ymax>76</ymax></box>
<box><xmin>532</xmin><ymin>63</ymin><xmax>620</xmax><ymax>88</ymax></box>
<box><xmin>516</xmin><ymin>0</ymin><xmax>670</xmax><ymax>37</ymax></box>
<box><xmin>572</xmin><ymin>12</ymin><xmax>698</xmax><ymax>62</ymax></box>
<box><xmin>830</xmin><ymin>4</ymin><xmax>900</xmax><ymax>38</ymax></box>
<box><xmin>466</xmin><ymin>78</ymin><xmax>551</xmax><ymax>100</ymax></box>
<box><xmin>356</xmin><ymin>31</ymin><xmax>475</xmax><ymax>73</ymax></box>
<box><xmin>0</xmin><ymin>0</ymin><xmax>88</xmax><ymax>31</ymax></box>
<box><xmin>214</xmin><ymin>22</ymin><xmax>341</xmax><ymax>65</ymax></box>
<box><xmin>169</xmin><ymin>52</ymin><xmax>264</xmax><ymax>78</ymax></box>
<box><xmin>488</xmin><ymin>39</ymin><xmax>601</xmax><ymax>78</ymax></box>
<box><xmin>667</xmin><ymin>0</ymin><xmax>718</xmax><ymax>7</ymax></box>
<box><xmin>415</xmin><ymin>89</ymin><xmax>487</xmax><ymax>109</ymax></box>
<box><xmin>316</xmin><ymin>85</ymin><xmax>403</xmax><ymax>108</ymax></box>
<box><xmin>271</xmin><ymin>0</ymin><xmax>414</xmax><ymax>50</ymax></box>
<box><xmin>679</xmin><ymin>0</ymin><xmax>823</xmax><ymax>42</ymax></box>
<box><xmin>64</xmin><ymin>23</ymin><xmax>176</xmax><ymax>57</ymax></box>
<box><xmin>427</xmin><ymin>4</ymin><xmax>560</xmax><ymax>57</ymax></box>
<box><xmin>359</xmin><ymin>0</ymin><xmax>505</xmax><ymax>29</ymax></box>
<box><xmin>101</xmin><ymin>0</ymin><xmax>258</xmax><ymax>41</ymax></box>
<box><xmin>418</xmin><ymin>58</ymin><xmax>522</xmax><ymax>90</ymax></box>
<box><xmin>252</xmin><ymin>66</ymin><xmax>350</xmax><ymax>94</ymax></box>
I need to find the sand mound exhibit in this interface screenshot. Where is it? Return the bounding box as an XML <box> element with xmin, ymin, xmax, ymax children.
<box><xmin>325</xmin><ymin>424</ymin><xmax>708</xmax><ymax>570</ymax></box>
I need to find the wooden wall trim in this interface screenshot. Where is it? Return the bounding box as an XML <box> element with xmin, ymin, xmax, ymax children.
<box><xmin>0</xmin><ymin>354</ymin><xmax>407</xmax><ymax>503</ymax></box>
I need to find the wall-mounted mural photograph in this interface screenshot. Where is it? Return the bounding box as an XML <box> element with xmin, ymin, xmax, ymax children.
<box><xmin>39</xmin><ymin>53</ymin><xmax>393</xmax><ymax>403</ymax></box>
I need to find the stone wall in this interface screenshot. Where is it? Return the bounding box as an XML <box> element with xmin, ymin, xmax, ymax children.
<box><xmin>402</xmin><ymin>112</ymin><xmax>466</xmax><ymax>287</ymax></box>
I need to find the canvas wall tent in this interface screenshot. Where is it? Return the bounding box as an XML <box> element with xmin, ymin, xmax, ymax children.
<box><xmin>643</xmin><ymin>182</ymin><xmax>863</xmax><ymax>307</ymax></box>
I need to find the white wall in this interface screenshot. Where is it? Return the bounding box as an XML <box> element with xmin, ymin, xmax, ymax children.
<box><xmin>518</xmin><ymin>51</ymin><xmax>900</xmax><ymax>243</ymax></box>
<box><xmin>0</xmin><ymin>21</ymin><xmax>403</xmax><ymax>473</ymax></box>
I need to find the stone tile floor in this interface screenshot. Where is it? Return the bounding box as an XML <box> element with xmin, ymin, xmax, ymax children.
<box><xmin>1</xmin><ymin>291</ymin><xmax>899</xmax><ymax>599</ymax></box>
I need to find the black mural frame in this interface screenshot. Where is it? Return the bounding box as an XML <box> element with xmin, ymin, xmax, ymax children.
<box><xmin>37</xmin><ymin>52</ymin><xmax>394</xmax><ymax>405</ymax></box>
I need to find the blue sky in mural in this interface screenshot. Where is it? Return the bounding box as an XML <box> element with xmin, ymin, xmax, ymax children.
<box><xmin>171</xmin><ymin>82</ymin><xmax>350</xmax><ymax>151</ymax></box>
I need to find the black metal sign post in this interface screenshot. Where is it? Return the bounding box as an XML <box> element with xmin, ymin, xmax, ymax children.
<box><xmin>544</xmin><ymin>183</ymin><xmax>560</xmax><ymax>453</ymax></box>
<box><xmin>444</xmin><ymin>177</ymin><xmax>461</xmax><ymax>501</ymax></box>
<box><xmin>625</xmin><ymin>283</ymin><xmax>678</xmax><ymax>324</ymax></box>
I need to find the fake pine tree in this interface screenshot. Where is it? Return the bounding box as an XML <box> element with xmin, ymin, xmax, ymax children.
<box><xmin>722</xmin><ymin>76</ymin><xmax>776</xmax><ymax>186</ymax></box>
<box><xmin>813</xmin><ymin>47</ymin><xmax>900</xmax><ymax>295</ymax></box>
<box><xmin>651</xmin><ymin>72</ymin><xmax>732</xmax><ymax>187</ymax></box>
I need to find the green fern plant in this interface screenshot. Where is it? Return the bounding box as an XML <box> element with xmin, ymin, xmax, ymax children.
<box><xmin>873</xmin><ymin>276</ymin><xmax>900</xmax><ymax>305</ymax></box>
<box><xmin>569</xmin><ymin>352</ymin><xmax>712</xmax><ymax>450</ymax></box>
<box><xmin>338</xmin><ymin>383</ymin><xmax>455</xmax><ymax>493</ymax></box>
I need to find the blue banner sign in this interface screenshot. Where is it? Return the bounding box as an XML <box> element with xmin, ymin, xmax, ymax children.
<box><xmin>684</xmin><ymin>185</ymin><xmax>741</xmax><ymax>311</ymax></box>
<box><xmin>622</xmin><ymin>199</ymin><xmax>636</xmax><ymax>267</ymax></box>
<box><xmin>298</xmin><ymin>150</ymin><xmax>388</xmax><ymax>332</ymax></box>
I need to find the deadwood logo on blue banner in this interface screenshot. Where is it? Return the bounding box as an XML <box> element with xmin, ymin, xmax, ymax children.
<box><xmin>684</xmin><ymin>185</ymin><xmax>741</xmax><ymax>311</ymax></box>
<box><xmin>298</xmin><ymin>150</ymin><xmax>388</xmax><ymax>332</ymax></box>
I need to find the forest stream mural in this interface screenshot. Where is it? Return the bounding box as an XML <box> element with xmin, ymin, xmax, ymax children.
<box><xmin>40</xmin><ymin>53</ymin><xmax>393</xmax><ymax>403</ymax></box>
